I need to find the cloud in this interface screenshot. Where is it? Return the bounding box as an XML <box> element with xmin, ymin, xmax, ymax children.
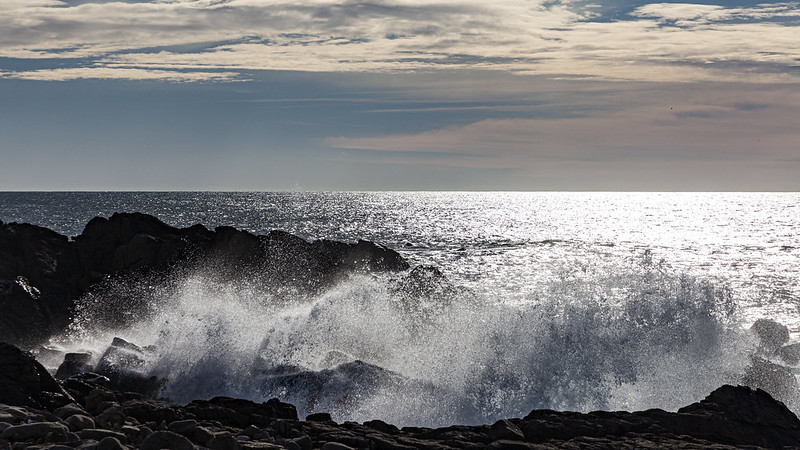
<box><xmin>0</xmin><ymin>66</ymin><xmax>238</xmax><ymax>81</ymax></box>
<box><xmin>0</xmin><ymin>0</ymin><xmax>798</xmax><ymax>81</ymax></box>
<box><xmin>326</xmin><ymin>84</ymin><xmax>800</xmax><ymax>172</ymax></box>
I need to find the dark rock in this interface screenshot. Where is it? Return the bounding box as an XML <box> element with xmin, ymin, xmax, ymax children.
<box><xmin>53</xmin><ymin>403</ymin><xmax>86</xmax><ymax>420</ymax></box>
<box><xmin>55</xmin><ymin>352</ymin><xmax>94</xmax><ymax>380</ymax></box>
<box><xmin>0</xmin><ymin>277</ymin><xmax>47</xmax><ymax>346</ymax></box>
<box><xmin>320</xmin><ymin>442</ymin><xmax>355</xmax><ymax>450</ymax></box>
<box><xmin>0</xmin><ymin>220</ymin><xmax>83</xmax><ymax>346</ymax></box>
<box><xmin>97</xmin><ymin>436</ymin><xmax>127</xmax><ymax>450</ymax></box>
<box><xmin>259</xmin><ymin>360</ymin><xmax>427</xmax><ymax>417</ymax></box>
<box><xmin>1</xmin><ymin>421</ymin><xmax>72</xmax><ymax>443</ymax></box>
<box><xmin>363</xmin><ymin>419</ymin><xmax>399</xmax><ymax>434</ymax></box>
<box><xmin>188</xmin><ymin>426</ymin><xmax>215</xmax><ymax>445</ymax></box>
<box><xmin>0</xmin><ymin>342</ymin><xmax>75</xmax><ymax>409</ymax></box>
<box><xmin>185</xmin><ymin>397</ymin><xmax>298</xmax><ymax>429</ymax></box>
<box><xmin>94</xmin><ymin>337</ymin><xmax>164</xmax><ymax>397</ymax></box>
<box><xmin>487</xmin><ymin>419</ymin><xmax>524</xmax><ymax>442</ymax></box>
<box><xmin>122</xmin><ymin>400</ymin><xmax>183</xmax><ymax>425</ymax></box>
<box><xmin>743</xmin><ymin>355</ymin><xmax>798</xmax><ymax>403</ymax></box>
<box><xmin>306</xmin><ymin>413</ymin><xmax>333</xmax><ymax>423</ymax></box>
<box><xmin>168</xmin><ymin>419</ymin><xmax>198</xmax><ymax>435</ymax></box>
<box><xmin>140</xmin><ymin>429</ymin><xmax>195</xmax><ymax>450</ymax></box>
<box><xmin>751</xmin><ymin>318</ymin><xmax>790</xmax><ymax>352</ymax></box>
<box><xmin>207</xmin><ymin>431</ymin><xmax>242</xmax><ymax>450</ymax></box>
<box><xmin>777</xmin><ymin>342</ymin><xmax>800</xmax><ymax>365</ymax></box>
<box><xmin>1</xmin><ymin>213</ymin><xmax>409</xmax><ymax>347</ymax></box>
<box><xmin>65</xmin><ymin>413</ymin><xmax>96</xmax><ymax>431</ymax></box>
<box><xmin>78</xmin><ymin>428</ymin><xmax>127</xmax><ymax>442</ymax></box>
<box><xmin>85</xmin><ymin>388</ymin><xmax>119</xmax><ymax>415</ymax></box>
<box><xmin>393</xmin><ymin>265</ymin><xmax>456</xmax><ymax>300</ymax></box>
<box><xmin>289</xmin><ymin>434</ymin><xmax>313</xmax><ymax>450</ymax></box>
<box><xmin>670</xmin><ymin>384</ymin><xmax>800</xmax><ymax>447</ymax></box>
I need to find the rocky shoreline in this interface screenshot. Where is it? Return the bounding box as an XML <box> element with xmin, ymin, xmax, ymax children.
<box><xmin>3</xmin><ymin>340</ymin><xmax>800</xmax><ymax>449</ymax></box>
<box><xmin>0</xmin><ymin>213</ymin><xmax>408</xmax><ymax>347</ymax></box>
<box><xmin>4</xmin><ymin>213</ymin><xmax>800</xmax><ymax>448</ymax></box>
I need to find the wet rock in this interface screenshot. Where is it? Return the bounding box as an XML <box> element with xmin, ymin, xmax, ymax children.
<box><xmin>94</xmin><ymin>337</ymin><xmax>163</xmax><ymax>397</ymax></box>
<box><xmin>207</xmin><ymin>431</ymin><xmax>242</xmax><ymax>450</ymax></box>
<box><xmin>743</xmin><ymin>355</ymin><xmax>798</xmax><ymax>403</ymax></box>
<box><xmin>363</xmin><ymin>419</ymin><xmax>399</xmax><ymax>434</ymax></box>
<box><xmin>777</xmin><ymin>342</ymin><xmax>800</xmax><ymax>365</ymax></box>
<box><xmin>306</xmin><ymin>413</ymin><xmax>333</xmax><ymax>423</ymax></box>
<box><xmin>65</xmin><ymin>414</ymin><xmax>96</xmax><ymax>431</ymax></box>
<box><xmin>168</xmin><ymin>418</ymin><xmax>198</xmax><ymax>435</ymax></box>
<box><xmin>1</xmin><ymin>421</ymin><xmax>72</xmax><ymax>443</ymax></box>
<box><xmin>85</xmin><ymin>388</ymin><xmax>118</xmax><ymax>415</ymax></box>
<box><xmin>751</xmin><ymin>318</ymin><xmax>790</xmax><ymax>352</ymax></box>
<box><xmin>0</xmin><ymin>342</ymin><xmax>75</xmax><ymax>410</ymax></box>
<box><xmin>672</xmin><ymin>384</ymin><xmax>800</xmax><ymax>447</ymax></box>
<box><xmin>487</xmin><ymin>419</ymin><xmax>524</xmax><ymax>442</ymax></box>
<box><xmin>289</xmin><ymin>434</ymin><xmax>313</xmax><ymax>450</ymax></box>
<box><xmin>188</xmin><ymin>426</ymin><xmax>215</xmax><ymax>445</ymax></box>
<box><xmin>185</xmin><ymin>397</ymin><xmax>297</xmax><ymax>428</ymax></box>
<box><xmin>53</xmin><ymin>403</ymin><xmax>86</xmax><ymax>420</ymax></box>
<box><xmin>122</xmin><ymin>400</ymin><xmax>182</xmax><ymax>425</ymax></box>
<box><xmin>55</xmin><ymin>352</ymin><xmax>94</xmax><ymax>380</ymax></box>
<box><xmin>1</xmin><ymin>213</ymin><xmax>410</xmax><ymax>346</ymax></box>
<box><xmin>79</xmin><ymin>428</ymin><xmax>127</xmax><ymax>442</ymax></box>
<box><xmin>140</xmin><ymin>430</ymin><xmax>195</xmax><ymax>450</ymax></box>
<box><xmin>0</xmin><ymin>219</ymin><xmax>83</xmax><ymax>346</ymax></box>
<box><xmin>320</xmin><ymin>442</ymin><xmax>355</xmax><ymax>450</ymax></box>
<box><xmin>97</xmin><ymin>436</ymin><xmax>128</xmax><ymax>450</ymax></box>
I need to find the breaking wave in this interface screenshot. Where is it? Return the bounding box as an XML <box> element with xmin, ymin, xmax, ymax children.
<box><xmin>62</xmin><ymin>255</ymin><xmax>756</xmax><ymax>427</ymax></box>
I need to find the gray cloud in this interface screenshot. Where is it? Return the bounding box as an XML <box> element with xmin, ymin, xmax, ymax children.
<box><xmin>0</xmin><ymin>0</ymin><xmax>798</xmax><ymax>81</ymax></box>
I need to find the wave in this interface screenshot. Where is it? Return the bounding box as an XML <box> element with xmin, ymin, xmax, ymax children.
<box><xmin>60</xmin><ymin>255</ymin><xmax>758</xmax><ymax>428</ymax></box>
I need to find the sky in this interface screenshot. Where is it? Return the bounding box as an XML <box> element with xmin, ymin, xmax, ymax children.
<box><xmin>1</xmin><ymin>0</ymin><xmax>799</xmax><ymax>191</ymax></box>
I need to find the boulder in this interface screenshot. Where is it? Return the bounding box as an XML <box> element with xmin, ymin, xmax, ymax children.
<box><xmin>185</xmin><ymin>397</ymin><xmax>297</xmax><ymax>428</ymax></box>
<box><xmin>93</xmin><ymin>337</ymin><xmax>163</xmax><ymax>396</ymax></box>
<box><xmin>0</xmin><ymin>421</ymin><xmax>74</xmax><ymax>443</ymax></box>
<box><xmin>65</xmin><ymin>413</ymin><xmax>96</xmax><ymax>431</ymax></box>
<box><xmin>55</xmin><ymin>352</ymin><xmax>94</xmax><ymax>380</ymax></box>
<box><xmin>743</xmin><ymin>355</ymin><xmax>798</xmax><ymax>403</ymax></box>
<box><xmin>751</xmin><ymin>318</ymin><xmax>790</xmax><ymax>352</ymax></box>
<box><xmin>777</xmin><ymin>342</ymin><xmax>800</xmax><ymax>365</ymax></box>
<box><xmin>0</xmin><ymin>342</ymin><xmax>75</xmax><ymax>410</ymax></box>
<box><xmin>671</xmin><ymin>384</ymin><xmax>800</xmax><ymax>447</ymax></box>
<box><xmin>140</xmin><ymin>430</ymin><xmax>195</xmax><ymax>450</ymax></box>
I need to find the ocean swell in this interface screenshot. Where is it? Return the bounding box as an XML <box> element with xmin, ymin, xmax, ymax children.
<box><xmin>59</xmin><ymin>253</ymin><xmax>760</xmax><ymax>428</ymax></box>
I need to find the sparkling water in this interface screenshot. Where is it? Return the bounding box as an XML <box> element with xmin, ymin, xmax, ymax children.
<box><xmin>1</xmin><ymin>191</ymin><xmax>798</xmax><ymax>425</ymax></box>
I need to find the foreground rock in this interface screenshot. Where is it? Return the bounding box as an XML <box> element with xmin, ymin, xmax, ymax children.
<box><xmin>0</xmin><ymin>213</ymin><xmax>409</xmax><ymax>346</ymax></box>
<box><xmin>3</xmin><ymin>343</ymin><xmax>800</xmax><ymax>449</ymax></box>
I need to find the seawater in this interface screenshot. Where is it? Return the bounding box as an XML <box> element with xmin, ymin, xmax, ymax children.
<box><xmin>1</xmin><ymin>192</ymin><xmax>799</xmax><ymax>426</ymax></box>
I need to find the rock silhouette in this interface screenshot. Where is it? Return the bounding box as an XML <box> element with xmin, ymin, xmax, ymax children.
<box><xmin>0</xmin><ymin>213</ymin><xmax>409</xmax><ymax>347</ymax></box>
<box><xmin>3</xmin><ymin>340</ymin><xmax>800</xmax><ymax>448</ymax></box>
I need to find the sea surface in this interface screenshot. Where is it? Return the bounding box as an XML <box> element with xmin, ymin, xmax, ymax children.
<box><xmin>2</xmin><ymin>191</ymin><xmax>799</xmax><ymax>426</ymax></box>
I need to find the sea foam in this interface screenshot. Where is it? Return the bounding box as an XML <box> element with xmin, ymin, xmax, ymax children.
<box><xmin>63</xmin><ymin>255</ymin><xmax>757</xmax><ymax>427</ymax></box>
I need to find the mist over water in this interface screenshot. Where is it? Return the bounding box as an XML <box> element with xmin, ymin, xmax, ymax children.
<box><xmin>3</xmin><ymin>192</ymin><xmax>798</xmax><ymax>427</ymax></box>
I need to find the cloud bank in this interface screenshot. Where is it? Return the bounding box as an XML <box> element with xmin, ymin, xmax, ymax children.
<box><xmin>1</xmin><ymin>0</ymin><xmax>799</xmax><ymax>82</ymax></box>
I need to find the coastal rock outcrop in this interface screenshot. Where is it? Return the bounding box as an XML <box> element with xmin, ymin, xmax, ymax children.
<box><xmin>0</xmin><ymin>342</ymin><xmax>74</xmax><ymax>410</ymax></box>
<box><xmin>3</xmin><ymin>338</ymin><xmax>800</xmax><ymax>449</ymax></box>
<box><xmin>0</xmin><ymin>213</ymin><xmax>409</xmax><ymax>347</ymax></box>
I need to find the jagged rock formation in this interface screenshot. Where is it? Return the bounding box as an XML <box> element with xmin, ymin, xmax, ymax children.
<box><xmin>0</xmin><ymin>213</ymin><xmax>409</xmax><ymax>347</ymax></box>
<box><xmin>2</xmin><ymin>341</ymin><xmax>800</xmax><ymax>449</ymax></box>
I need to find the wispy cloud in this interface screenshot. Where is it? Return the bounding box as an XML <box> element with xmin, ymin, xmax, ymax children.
<box><xmin>326</xmin><ymin>84</ymin><xmax>800</xmax><ymax>171</ymax></box>
<box><xmin>0</xmin><ymin>0</ymin><xmax>798</xmax><ymax>81</ymax></box>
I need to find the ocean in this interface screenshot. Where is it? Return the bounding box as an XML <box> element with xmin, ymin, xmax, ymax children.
<box><xmin>2</xmin><ymin>191</ymin><xmax>799</xmax><ymax>426</ymax></box>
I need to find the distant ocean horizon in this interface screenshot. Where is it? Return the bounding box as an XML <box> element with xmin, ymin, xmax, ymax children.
<box><xmin>2</xmin><ymin>191</ymin><xmax>799</xmax><ymax>426</ymax></box>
